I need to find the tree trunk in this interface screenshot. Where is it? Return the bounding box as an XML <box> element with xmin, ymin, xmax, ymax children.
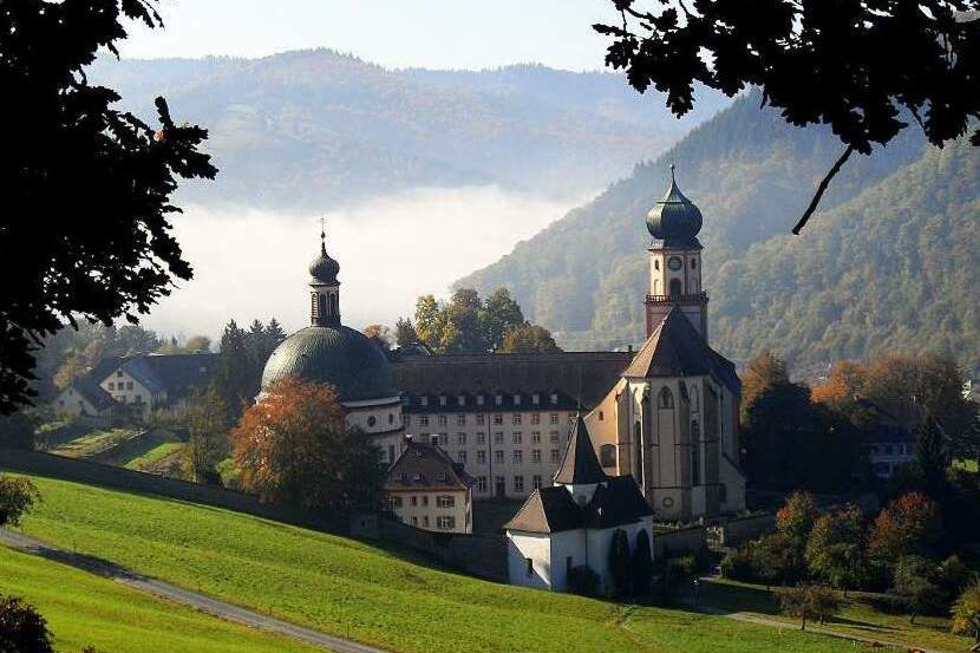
<box><xmin>801</xmin><ymin>614</ymin><xmax>807</xmax><ymax>631</ymax></box>
<box><xmin>909</xmin><ymin>612</ymin><xmax>917</xmax><ymax>625</ymax></box>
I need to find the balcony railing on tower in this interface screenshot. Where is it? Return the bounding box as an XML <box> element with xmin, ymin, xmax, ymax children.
<box><xmin>646</xmin><ymin>292</ymin><xmax>708</xmax><ymax>303</ymax></box>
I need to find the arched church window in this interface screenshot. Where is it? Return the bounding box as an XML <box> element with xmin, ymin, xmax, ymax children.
<box><xmin>654</xmin><ymin>259</ymin><xmax>660</xmax><ymax>271</ymax></box>
<box><xmin>669</xmin><ymin>278</ymin><xmax>682</xmax><ymax>297</ymax></box>
<box><xmin>367</xmin><ymin>416</ymin><xmax>377</xmax><ymax>428</ymax></box>
<box><xmin>678</xmin><ymin>382</ymin><xmax>689</xmax><ymax>404</ymax></box>
<box><xmin>311</xmin><ymin>293</ymin><xmax>319</xmax><ymax>318</ymax></box>
<box><xmin>633</xmin><ymin>421</ymin><xmax>643</xmax><ymax>486</ymax></box>
<box><xmin>691</xmin><ymin>259</ymin><xmax>697</xmax><ymax>269</ymax></box>
<box><xmin>691</xmin><ymin>420</ymin><xmax>701</xmax><ymax>486</ymax></box>
<box><xmin>330</xmin><ymin>293</ymin><xmax>338</xmax><ymax>316</ymax></box>
<box><xmin>658</xmin><ymin>387</ymin><xmax>674</xmax><ymax>409</ymax></box>
<box><xmin>318</xmin><ymin>293</ymin><xmax>327</xmax><ymax>319</ymax></box>
<box><xmin>599</xmin><ymin>444</ymin><xmax>617</xmax><ymax>468</ymax></box>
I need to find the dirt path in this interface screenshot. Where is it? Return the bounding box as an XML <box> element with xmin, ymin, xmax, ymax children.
<box><xmin>0</xmin><ymin>528</ymin><xmax>388</xmax><ymax>653</ymax></box>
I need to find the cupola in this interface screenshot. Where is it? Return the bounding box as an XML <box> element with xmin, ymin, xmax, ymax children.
<box><xmin>646</xmin><ymin>164</ymin><xmax>703</xmax><ymax>248</ymax></box>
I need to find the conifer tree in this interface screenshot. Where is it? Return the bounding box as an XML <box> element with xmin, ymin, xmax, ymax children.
<box><xmin>608</xmin><ymin>528</ymin><xmax>632</xmax><ymax>598</ymax></box>
<box><xmin>631</xmin><ymin>529</ymin><xmax>653</xmax><ymax>597</ymax></box>
<box><xmin>211</xmin><ymin>320</ymin><xmax>255</xmax><ymax>420</ymax></box>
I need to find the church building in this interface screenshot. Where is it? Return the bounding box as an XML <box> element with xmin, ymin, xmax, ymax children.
<box><xmin>585</xmin><ymin>168</ymin><xmax>746</xmax><ymax>520</ymax></box>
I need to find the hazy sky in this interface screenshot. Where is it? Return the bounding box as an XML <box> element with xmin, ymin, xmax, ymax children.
<box><xmin>123</xmin><ymin>0</ymin><xmax>617</xmax><ymax>70</ymax></box>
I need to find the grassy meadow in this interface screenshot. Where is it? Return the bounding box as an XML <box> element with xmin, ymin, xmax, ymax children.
<box><xmin>0</xmin><ymin>475</ymin><xmax>882</xmax><ymax>653</ymax></box>
<box><xmin>0</xmin><ymin>544</ymin><xmax>322</xmax><ymax>653</ymax></box>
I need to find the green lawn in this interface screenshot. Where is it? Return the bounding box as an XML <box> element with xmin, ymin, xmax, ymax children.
<box><xmin>122</xmin><ymin>441</ymin><xmax>185</xmax><ymax>471</ymax></box>
<box><xmin>9</xmin><ymin>475</ymin><xmax>874</xmax><ymax>653</ymax></box>
<box><xmin>698</xmin><ymin>577</ymin><xmax>972</xmax><ymax>652</ymax></box>
<box><xmin>0</xmin><ymin>544</ymin><xmax>322</xmax><ymax>653</ymax></box>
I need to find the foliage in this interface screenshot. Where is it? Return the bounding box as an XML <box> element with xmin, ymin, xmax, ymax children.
<box><xmin>566</xmin><ymin>565</ymin><xmax>601</xmax><ymax>598</ymax></box>
<box><xmin>890</xmin><ymin>555</ymin><xmax>947</xmax><ymax>623</ymax></box>
<box><xmin>594</xmin><ymin>0</ymin><xmax>979</xmax><ymax>232</ymax></box>
<box><xmin>914</xmin><ymin>416</ymin><xmax>951</xmax><ymax>501</ymax></box>
<box><xmin>16</xmin><ymin>475</ymin><xmax>871</xmax><ymax>653</ymax></box>
<box><xmin>608</xmin><ymin>529</ymin><xmax>632</xmax><ymax>598</ymax></box>
<box><xmin>0</xmin><ymin>413</ymin><xmax>35</xmax><ymax>451</ymax></box>
<box><xmin>952</xmin><ymin>580</ymin><xmax>980</xmax><ymax>642</ymax></box>
<box><xmin>394</xmin><ymin>318</ymin><xmax>419</xmax><ymax>349</ymax></box>
<box><xmin>458</xmin><ymin>95</ymin><xmax>980</xmax><ymax>378</ymax></box>
<box><xmin>0</xmin><ymin>594</ymin><xmax>53</xmax><ymax>653</ymax></box>
<box><xmin>0</xmin><ymin>0</ymin><xmax>216</xmax><ymax>414</ymax></box>
<box><xmin>0</xmin><ymin>476</ymin><xmax>41</xmax><ymax>528</ymax></box>
<box><xmin>210</xmin><ymin>321</ymin><xmax>257</xmax><ymax>419</ymax></box>
<box><xmin>363</xmin><ymin>325</ymin><xmax>394</xmax><ymax>352</ymax></box>
<box><xmin>867</xmin><ymin>492</ymin><xmax>943</xmax><ymax>564</ymax></box>
<box><xmin>498</xmin><ymin>324</ymin><xmax>562</xmax><ymax>354</ymax></box>
<box><xmin>231</xmin><ymin>378</ymin><xmax>383</xmax><ymax>510</ymax></box>
<box><xmin>738</xmin><ymin>354</ymin><xmax>862</xmax><ymax>491</ymax></box>
<box><xmin>805</xmin><ymin>506</ymin><xmax>866</xmax><ymax>594</ymax></box>
<box><xmin>811</xmin><ymin>361</ymin><xmax>868</xmax><ymax>414</ymax></box>
<box><xmin>414</xmin><ymin>287</ymin><xmax>554</xmax><ymax>354</ymax></box>
<box><xmin>778</xmin><ymin>583</ymin><xmax>840</xmax><ymax>630</ymax></box>
<box><xmin>631</xmin><ymin>528</ymin><xmax>654</xmax><ymax>597</ymax></box>
<box><xmin>183</xmin><ymin>389</ymin><xmax>231</xmax><ymax>485</ymax></box>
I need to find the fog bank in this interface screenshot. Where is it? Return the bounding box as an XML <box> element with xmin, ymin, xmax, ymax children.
<box><xmin>142</xmin><ymin>186</ymin><xmax>586</xmax><ymax>340</ymax></box>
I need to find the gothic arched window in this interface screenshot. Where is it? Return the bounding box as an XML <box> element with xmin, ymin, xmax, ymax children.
<box><xmin>599</xmin><ymin>444</ymin><xmax>617</xmax><ymax>468</ymax></box>
<box><xmin>669</xmin><ymin>278</ymin><xmax>682</xmax><ymax>297</ymax></box>
<box><xmin>318</xmin><ymin>293</ymin><xmax>327</xmax><ymax>318</ymax></box>
<box><xmin>691</xmin><ymin>420</ymin><xmax>701</xmax><ymax>485</ymax></box>
<box><xmin>658</xmin><ymin>387</ymin><xmax>674</xmax><ymax>409</ymax></box>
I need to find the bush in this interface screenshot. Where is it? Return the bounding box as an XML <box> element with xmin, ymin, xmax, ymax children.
<box><xmin>951</xmin><ymin>580</ymin><xmax>980</xmax><ymax>642</ymax></box>
<box><xmin>0</xmin><ymin>476</ymin><xmax>41</xmax><ymax>527</ymax></box>
<box><xmin>720</xmin><ymin>547</ymin><xmax>756</xmax><ymax>582</ymax></box>
<box><xmin>0</xmin><ymin>594</ymin><xmax>53</xmax><ymax>653</ymax></box>
<box><xmin>566</xmin><ymin>565</ymin><xmax>600</xmax><ymax>598</ymax></box>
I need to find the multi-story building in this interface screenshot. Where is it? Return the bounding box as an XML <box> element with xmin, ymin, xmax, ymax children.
<box><xmin>384</xmin><ymin>439</ymin><xmax>473</xmax><ymax>534</ymax></box>
<box><xmin>379</xmin><ymin>353</ymin><xmax>630</xmax><ymax>500</ymax></box>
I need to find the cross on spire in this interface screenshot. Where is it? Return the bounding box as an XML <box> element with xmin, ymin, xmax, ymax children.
<box><xmin>670</xmin><ymin>163</ymin><xmax>676</xmax><ymax>184</ymax></box>
<box><xmin>320</xmin><ymin>217</ymin><xmax>326</xmax><ymax>254</ymax></box>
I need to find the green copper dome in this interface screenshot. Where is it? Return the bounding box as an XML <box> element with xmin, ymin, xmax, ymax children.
<box><xmin>646</xmin><ymin>166</ymin><xmax>703</xmax><ymax>248</ymax></box>
<box><xmin>261</xmin><ymin>326</ymin><xmax>397</xmax><ymax>402</ymax></box>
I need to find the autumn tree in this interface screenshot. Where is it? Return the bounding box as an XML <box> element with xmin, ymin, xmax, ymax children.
<box><xmin>183</xmin><ymin>335</ymin><xmax>212</xmax><ymax>354</ymax></box>
<box><xmin>0</xmin><ymin>0</ymin><xmax>216</xmax><ymax>414</ymax></box>
<box><xmin>363</xmin><ymin>324</ymin><xmax>394</xmax><ymax>352</ymax></box>
<box><xmin>499</xmin><ymin>325</ymin><xmax>562</xmax><ymax>354</ymax></box>
<box><xmin>0</xmin><ymin>595</ymin><xmax>53</xmax><ymax>653</ymax></box>
<box><xmin>779</xmin><ymin>583</ymin><xmax>840</xmax><ymax>630</ymax></box>
<box><xmin>740</xmin><ymin>350</ymin><xmax>790</xmax><ymax>422</ymax></box>
<box><xmin>775</xmin><ymin>491</ymin><xmax>819</xmax><ymax>574</ymax></box>
<box><xmin>231</xmin><ymin>378</ymin><xmax>383</xmax><ymax>510</ymax></box>
<box><xmin>805</xmin><ymin>505</ymin><xmax>865</xmax><ymax>595</ymax></box>
<box><xmin>0</xmin><ymin>476</ymin><xmax>41</xmax><ymax>528</ymax></box>
<box><xmin>594</xmin><ymin>0</ymin><xmax>979</xmax><ymax>233</ymax></box>
<box><xmin>811</xmin><ymin>360</ymin><xmax>869</xmax><ymax>419</ymax></box>
<box><xmin>867</xmin><ymin>492</ymin><xmax>943</xmax><ymax>564</ymax></box>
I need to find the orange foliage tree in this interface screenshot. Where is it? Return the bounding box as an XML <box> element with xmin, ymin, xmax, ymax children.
<box><xmin>867</xmin><ymin>491</ymin><xmax>942</xmax><ymax>563</ymax></box>
<box><xmin>811</xmin><ymin>360</ymin><xmax>868</xmax><ymax>407</ymax></box>
<box><xmin>231</xmin><ymin>378</ymin><xmax>383</xmax><ymax>511</ymax></box>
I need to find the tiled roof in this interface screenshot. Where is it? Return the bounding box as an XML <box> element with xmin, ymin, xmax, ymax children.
<box><xmin>624</xmin><ymin>307</ymin><xmax>739</xmax><ymax>393</ymax></box>
<box><xmin>120</xmin><ymin>353</ymin><xmax>218</xmax><ymax>398</ymax></box>
<box><xmin>504</xmin><ymin>476</ymin><xmax>653</xmax><ymax>534</ymax></box>
<box><xmin>70</xmin><ymin>378</ymin><xmax>117</xmax><ymax>412</ymax></box>
<box><xmin>553</xmin><ymin>413</ymin><xmax>607</xmax><ymax>485</ymax></box>
<box><xmin>384</xmin><ymin>440</ymin><xmax>473</xmax><ymax>492</ymax></box>
<box><xmin>392</xmin><ymin>352</ymin><xmax>632</xmax><ymax>413</ymax></box>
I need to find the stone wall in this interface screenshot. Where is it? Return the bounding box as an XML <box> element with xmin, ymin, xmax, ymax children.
<box><xmin>717</xmin><ymin>513</ymin><xmax>776</xmax><ymax>547</ymax></box>
<box><xmin>653</xmin><ymin>524</ymin><xmax>706</xmax><ymax>558</ymax></box>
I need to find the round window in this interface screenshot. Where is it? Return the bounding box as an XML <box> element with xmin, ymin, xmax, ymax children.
<box><xmin>662</xmin><ymin>496</ymin><xmax>675</xmax><ymax>508</ymax></box>
<box><xmin>367</xmin><ymin>416</ymin><xmax>377</xmax><ymax>427</ymax></box>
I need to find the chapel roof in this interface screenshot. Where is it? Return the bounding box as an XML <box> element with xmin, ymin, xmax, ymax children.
<box><xmin>553</xmin><ymin>413</ymin><xmax>608</xmax><ymax>485</ymax></box>
<box><xmin>504</xmin><ymin>475</ymin><xmax>653</xmax><ymax>534</ymax></box>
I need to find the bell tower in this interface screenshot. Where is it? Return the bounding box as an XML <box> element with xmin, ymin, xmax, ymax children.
<box><xmin>645</xmin><ymin>166</ymin><xmax>708</xmax><ymax>339</ymax></box>
<box><xmin>309</xmin><ymin>221</ymin><xmax>341</xmax><ymax>327</ymax></box>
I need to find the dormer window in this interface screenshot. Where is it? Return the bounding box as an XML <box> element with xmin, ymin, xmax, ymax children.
<box><xmin>413</xmin><ymin>473</ymin><xmax>422</xmax><ymax>482</ymax></box>
<box><xmin>436</xmin><ymin>473</ymin><xmax>448</xmax><ymax>483</ymax></box>
<box><xmin>439</xmin><ymin>396</ymin><xmax>447</xmax><ymax>406</ymax></box>
<box><xmin>550</xmin><ymin>393</ymin><xmax>559</xmax><ymax>405</ymax></box>
<box><xmin>457</xmin><ymin>395</ymin><xmax>465</xmax><ymax>406</ymax></box>
<box><xmin>420</xmin><ymin>396</ymin><xmax>428</xmax><ymax>406</ymax></box>
<box><xmin>532</xmin><ymin>394</ymin><xmax>540</xmax><ymax>405</ymax></box>
<box><xmin>495</xmin><ymin>395</ymin><xmax>503</xmax><ymax>406</ymax></box>
<box><xmin>514</xmin><ymin>395</ymin><xmax>521</xmax><ymax>405</ymax></box>
<box><xmin>476</xmin><ymin>395</ymin><xmax>485</xmax><ymax>406</ymax></box>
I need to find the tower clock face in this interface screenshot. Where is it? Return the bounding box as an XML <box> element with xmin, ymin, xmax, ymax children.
<box><xmin>667</xmin><ymin>256</ymin><xmax>683</xmax><ymax>271</ymax></box>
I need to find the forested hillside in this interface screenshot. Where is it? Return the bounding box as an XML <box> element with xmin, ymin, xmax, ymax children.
<box><xmin>456</xmin><ymin>92</ymin><xmax>979</xmax><ymax>377</ymax></box>
<box><xmin>88</xmin><ymin>52</ymin><xmax>727</xmax><ymax>210</ymax></box>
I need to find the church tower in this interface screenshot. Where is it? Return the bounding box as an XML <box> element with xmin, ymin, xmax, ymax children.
<box><xmin>308</xmin><ymin>224</ymin><xmax>341</xmax><ymax>327</ymax></box>
<box><xmin>644</xmin><ymin>166</ymin><xmax>708</xmax><ymax>339</ymax></box>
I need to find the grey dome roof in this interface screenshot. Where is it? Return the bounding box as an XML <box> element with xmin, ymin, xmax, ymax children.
<box><xmin>309</xmin><ymin>244</ymin><xmax>340</xmax><ymax>285</ymax></box>
<box><xmin>646</xmin><ymin>169</ymin><xmax>703</xmax><ymax>248</ymax></box>
<box><xmin>261</xmin><ymin>326</ymin><xmax>397</xmax><ymax>402</ymax></box>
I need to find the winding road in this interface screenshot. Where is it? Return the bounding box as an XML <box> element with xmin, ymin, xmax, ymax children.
<box><xmin>0</xmin><ymin>528</ymin><xmax>388</xmax><ymax>653</ymax></box>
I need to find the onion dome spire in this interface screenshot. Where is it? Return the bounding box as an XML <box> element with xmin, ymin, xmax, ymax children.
<box><xmin>309</xmin><ymin>218</ymin><xmax>340</xmax><ymax>285</ymax></box>
<box><xmin>646</xmin><ymin>164</ymin><xmax>703</xmax><ymax>247</ymax></box>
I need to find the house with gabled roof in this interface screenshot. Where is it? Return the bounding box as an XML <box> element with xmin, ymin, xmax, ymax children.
<box><xmin>504</xmin><ymin>414</ymin><xmax>653</xmax><ymax>594</ymax></box>
<box><xmin>384</xmin><ymin>438</ymin><xmax>474</xmax><ymax>534</ymax></box>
